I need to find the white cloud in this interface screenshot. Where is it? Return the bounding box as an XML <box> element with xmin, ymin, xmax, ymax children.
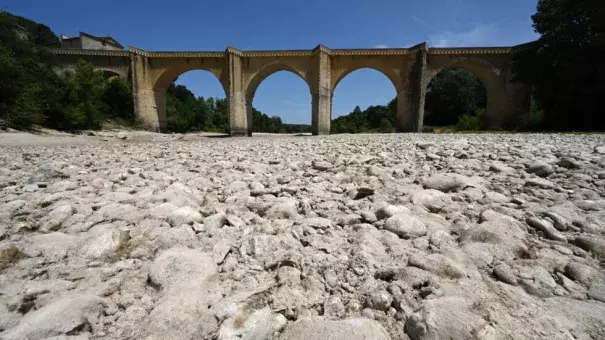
<box><xmin>429</xmin><ymin>23</ymin><xmax>498</xmax><ymax>47</ymax></box>
<box><xmin>374</xmin><ymin>44</ymin><xmax>388</xmax><ymax>49</ymax></box>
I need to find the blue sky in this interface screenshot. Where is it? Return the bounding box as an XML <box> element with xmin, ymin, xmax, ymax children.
<box><xmin>4</xmin><ymin>0</ymin><xmax>539</xmax><ymax>124</ymax></box>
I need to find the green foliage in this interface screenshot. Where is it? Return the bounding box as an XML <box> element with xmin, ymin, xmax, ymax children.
<box><xmin>331</xmin><ymin>100</ymin><xmax>396</xmax><ymax>134</ymax></box>
<box><xmin>60</xmin><ymin>60</ymin><xmax>108</xmax><ymax>130</ymax></box>
<box><xmin>379</xmin><ymin>118</ymin><xmax>393</xmax><ymax>133</ymax></box>
<box><xmin>424</xmin><ymin>68</ymin><xmax>486</xmax><ymax>126</ymax></box>
<box><xmin>8</xmin><ymin>83</ymin><xmax>45</xmax><ymax>128</ymax></box>
<box><xmin>165</xmin><ymin>84</ymin><xmax>230</xmax><ymax>133</ymax></box>
<box><xmin>513</xmin><ymin>0</ymin><xmax>605</xmax><ymax>131</ymax></box>
<box><xmin>284</xmin><ymin>124</ymin><xmax>312</xmax><ymax>134</ymax></box>
<box><xmin>502</xmin><ymin>99</ymin><xmax>546</xmax><ymax>131</ymax></box>
<box><xmin>105</xmin><ymin>77</ymin><xmax>136</xmax><ymax>125</ymax></box>
<box><xmin>163</xmin><ymin>83</ymin><xmax>288</xmax><ymax>134</ymax></box>
<box><xmin>252</xmin><ymin>108</ymin><xmax>285</xmax><ymax>133</ymax></box>
<box><xmin>455</xmin><ymin>109</ymin><xmax>487</xmax><ymax>131</ymax></box>
<box><xmin>0</xmin><ymin>11</ymin><xmax>67</xmax><ymax>129</ymax></box>
<box><xmin>0</xmin><ymin>43</ymin><xmax>21</xmax><ymax>118</ymax></box>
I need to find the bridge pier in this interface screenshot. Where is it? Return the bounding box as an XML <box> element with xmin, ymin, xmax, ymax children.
<box><xmin>311</xmin><ymin>45</ymin><xmax>332</xmax><ymax>135</ymax></box>
<box><xmin>399</xmin><ymin>46</ymin><xmax>428</xmax><ymax>133</ymax></box>
<box><xmin>227</xmin><ymin>48</ymin><xmax>249</xmax><ymax>136</ymax></box>
<box><xmin>130</xmin><ymin>52</ymin><xmax>166</xmax><ymax>132</ymax></box>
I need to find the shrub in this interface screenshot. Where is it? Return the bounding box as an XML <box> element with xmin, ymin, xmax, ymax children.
<box><xmin>456</xmin><ymin>108</ymin><xmax>486</xmax><ymax>131</ymax></box>
<box><xmin>61</xmin><ymin>60</ymin><xmax>107</xmax><ymax>130</ymax></box>
<box><xmin>8</xmin><ymin>83</ymin><xmax>45</xmax><ymax>129</ymax></box>
<box><xmin>105</xmin><ymin>77</ymin><xmax>135</xmax><ymax>125</ymax></box>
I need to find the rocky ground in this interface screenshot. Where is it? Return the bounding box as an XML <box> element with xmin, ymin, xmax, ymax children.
<box><xmin>1</xmin><ymin>131</ymin><xmax>605</xmax><ymax>340</ymax></box>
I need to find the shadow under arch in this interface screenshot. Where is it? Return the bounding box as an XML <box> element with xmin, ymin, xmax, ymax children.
<box><xmin>426</xmin><ymin>58</ymin><xmax>504</xmax><ymax>125</ymax></box>
<box><xmin>245</xmin><ymin>62</ymin><xmax>312</xmax><ymax>136</ymax></box>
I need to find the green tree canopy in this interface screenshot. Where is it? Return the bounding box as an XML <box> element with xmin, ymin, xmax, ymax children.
<box><xmin>513</xmin><ymin>0</ymin><xmax>605</xmax><ymax>130</ymax></box>
<box><xmin>424</xmin><ymin>68</ymin><xmax>487</xmax><ymax>126</ymax></box>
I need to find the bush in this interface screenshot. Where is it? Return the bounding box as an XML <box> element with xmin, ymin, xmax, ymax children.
<box><xmin>8</xmin><ymin>83</ymin><xmax>45</xmax><ymax>129</ymax></box>
<box><xmin>105</xmin><ymin>77</ymin><xmax>135</xmax><ymax>125</ymax></box>
<box><xmin>456</xmin><ymin>108</ymin><xmax>486</xmax><ymax>131</ymax></box>
<box><xmin>526</xmin><ymin>101</ymin><xmax>545</xmax><ymax>131</ymax></box>
<box><xmin>502</xmin><ymin>99</ymin><xmax>545</xmax><ymax>131</ymax></box>
<box><xmin>378</xmin><ymin>118</ymin><xmax>393</xmax><ymax>133</ymax></box>
<box><xmin>60</xmin><ymin>60</ymin><xmax>107</xmax><ymax>130</ymax></box>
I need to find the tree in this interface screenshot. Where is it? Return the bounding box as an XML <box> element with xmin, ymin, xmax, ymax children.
<box><xmin>378</xmin><ymin>118</ymin><xmax>393</xmax><ymax>133</ymax></box>
<box><xmin>8</xmin><ymin>83</ymin><xmax>45</xmax><ymax>128</ymax></box>
<box><xmin>424</xmin><ymin>68</ymin><xmax>486</xmax><ymax>126</ymax></box>
<box><xmin>105</xmin><ymin>77</ymin><xmax>135</xmax><ymax>124</ymax></box>
<box><xmin>513</xmin><ymin>0</ymin><xmax>605</xmax><ymax>130</ymax></box>
<box><xmin>61</xmin><ymin>60</ymin><xmax>108</xmax><ymax>130</ymax></box>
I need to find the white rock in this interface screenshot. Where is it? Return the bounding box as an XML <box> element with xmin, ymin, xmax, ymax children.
<box><xmin>41</xmin><ymin>205</ymin><xmax>74</xmax><ymax>232</ymax></box>
<box><xmin>1</xmin><ymin>294</ymin><xmax>104</xmax><ymax>340</ymax></box>
<box><xmin>527</xmin><ymin>217</ymin><xmax>566</xmax><ymax>242</ymax></box>
<box><xmin>408</xmin><ymin>253</ymin><xmax>466</xmax><ymax>279</ymax></box>
<box><xmin>78</xmin><ymin>227</ymin><xmax>129</xmax><ymax>260</ymax></box>
<box><xmin>406</xmin><ymin>297</ymin><xmax>487</xmax><ymax>340</ymax></box>
<box><xmin>218</xmin><ymin>306</ymin><xmax>286</xmax><ymax>340</ymax></box>
<box><xmin>167</xmin><ymin>206</ymin><xmax>203</xmax><ymax>227</ymax></box>
<box><xmin>149</xmin><ymin>247</ymin><xmax>217</xmax><ymax>289</ymax></box>
<box><xmin>384</xmin><ymin>214</ymin><xmax>427</xmax><ymax>239</ymax></box>
<box><xmin>528</xmin><ymin>160</ymin><xmax>554</xmax><ymax>177</ymax></box>
<box><xmin>264</xmin><ymin>198</ymin><xmax>299</xmax><ymax>219</ymax></box>
<box><xmin>279</xmin><ymin>318</ymin><xmax>391</xmax><ymax>340</ymax></box>
<box><xmin>423</xmin><ymin>173</ymin><xmax>477</xmax><ymax>193</ymax></box>
<box><xmin>204</xmin><ymin>213</ymin><xmax>226</xmax><ymax>229</ymax></box>
<box><xmin>375</xmin><ymin>205</ymin><xmax>409</xmax><ymax>220</ymax></box>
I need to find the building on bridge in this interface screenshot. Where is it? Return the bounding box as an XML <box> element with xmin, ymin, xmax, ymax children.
<box><xmin>60</xmin><ymin>32</ymin><xmax>124</xmax><ymax>51</ymax></box>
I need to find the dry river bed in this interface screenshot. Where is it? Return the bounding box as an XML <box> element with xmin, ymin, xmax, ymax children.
<box><xmin>1</xmin><ymin>131</ymin><xmax>605</xmax><ymax>340</ymax></box>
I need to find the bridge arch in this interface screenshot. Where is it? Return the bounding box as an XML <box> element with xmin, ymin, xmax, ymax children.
<box><xmin>99</xmin><ymin>68</ymin><xmax>128</xmax><ymax>79</ymax></box>
<box><xmin>153</xmin><ymin>65</ymin><xmax>227</xmax><ymax>94</ymax></box>
<box><xmin>426</xmin><ymin>57</ymin><xmax>506</xmax><ymax>125</ymax></box>
<box><xmin>331</xmin><ymin>68</ymin><xmax>399</xmax><ymax>132</ymax></box>
<box><xmin>244</xmin><ymin>62</ymin><xmax>312</xmax><ymax>135</ymax></box>
<box><xmin>149</xmin><ymin>59</ymin><xmax>228</xmax><ymax>131</ymax></box>
<box><xmin>332</xmin><ymin>66</ymin><xmax>402</xmax><ymax>95</ymax></box>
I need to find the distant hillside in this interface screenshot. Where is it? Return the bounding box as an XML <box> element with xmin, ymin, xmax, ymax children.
<box><xmin>0</xmin><ymin>11</ymin><xmax>60</xmax><ymax>47</ymax></box>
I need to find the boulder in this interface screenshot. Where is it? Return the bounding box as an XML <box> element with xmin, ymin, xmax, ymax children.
<box><xmin>526</xmin><ymin>217</ymin><xmax>566</xmax><ymax>242</ymax></box>
<box><xmin>375</xmin><ymin>205</ymin><xmax>409</xmax><ymax>220</ymax></box>
<box><xmin>408</xmin><ymin>253</ymin><xmax>466</xmax><ymax>279</ymax></box>
<box><xmin>423</xmin><ymin>173</ymin><xmax>477</xmax><ymax>193</ymax></box>
<box><xmin>406</xmin><ymin>297</ymin><xmax>487</xmax><ymax>340</ymax></box>
<box><xmin>264</xmin><ymin>198</ymin><xmax>299</xmax><ymax>220</ymax></box>
<box><xmin>167</xmin><ymin>206</ymin><xmax>203</xmax><ymax>227</ymax></box>
<box><xmin>149</xmin><ymin>247</ymin><xmax>217</xmax><ymax>289</ymax></box>
<box><xmin>78</xmin><ymin>227</ymin><xmax>130</xmax><ymax>260</ymax></box>
<box><xmin>528</xmin><ymin>160</ymin><xmax>554</xmax><ymax>177</ymax></box>
<box><xmin>572</xmin><ymin>236</ymin><xmax>605</xmax><ymax>260</ymax></box>
<box><xmin>279</xmin><ymin>318</ymin><xmax>391</xmax><ymax>340</ymax></box>
<box><xmin>384</xmin><ymin>214</ymin><xmax>427</xmax><ymax>239</ymax></box>
<box><xmin>41</xmin><ymin>205</ymin><xmax>74</xmax><ymax>232</ymax></box>
<box><xmin>1</xmin><ymin>294</ymin><xmax>104</xmax><ymax>340</ymax></box>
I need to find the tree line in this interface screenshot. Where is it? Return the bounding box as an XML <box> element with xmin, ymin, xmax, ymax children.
<box><xmin>330</xmin><ymin>68</ymin><xmax>491</xmax><ymax>134</ymax></box>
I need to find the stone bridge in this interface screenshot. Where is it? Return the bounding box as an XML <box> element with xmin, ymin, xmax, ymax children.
<box><xmin>52</xmin><ymin>43</ymin><xmax>531</xmax><ymax>135</ymax></box>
